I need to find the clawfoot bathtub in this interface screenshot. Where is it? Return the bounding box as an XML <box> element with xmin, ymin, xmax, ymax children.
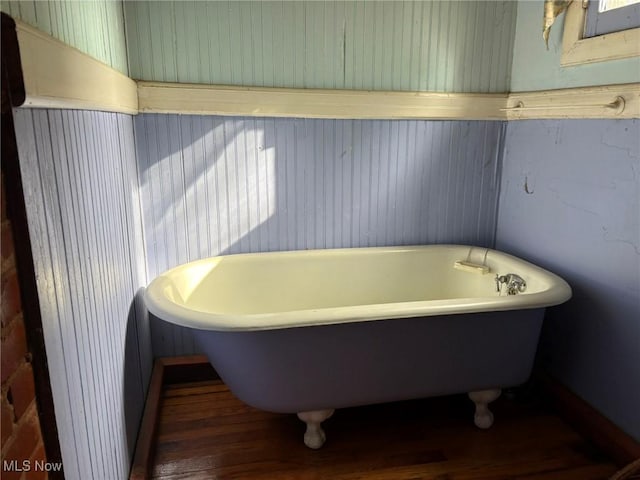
<box><xmin>145</xmin><ymin>245</ymin><xmax>571</xmax><ymax>448</ymax></box>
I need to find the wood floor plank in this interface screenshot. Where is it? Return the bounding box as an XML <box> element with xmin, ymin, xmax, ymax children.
<box><xmin>158</xmin><ymin>402</ymin><xmax>260</xmax><ymax>421</ymax></box>
<box><xmin>160</xmin><ymin>395</ymin><xmax>255</xmax><ymax>413</ymax></box>
<box><xmin>519</xmin><ymin>463</ymin><xmax>618</xmax><ymax>480</ymax></box>
<box><xmin>162</xmin><ymin>380</ymin><xmax>228</xmax><ymax>397</ymax></box>
<box><xmin>150</xmin><ymin>382</ymin><xmax>618</xmax><ymax>480</ymax></box>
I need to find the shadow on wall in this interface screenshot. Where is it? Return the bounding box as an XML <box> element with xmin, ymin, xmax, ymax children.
<box><xmin>123</xmin><ymin>290</ymin><xmax>153</xmax><ymax>460</ymax></box>
<box><xmin>134</xmin><ymin>116</ymin><xmax>506</xmax><ymax>357</ymax></box>
<box><xmin>12</xmin><ymin>109</ymin><xmax>154</xmax><ymax>478</ymax></box>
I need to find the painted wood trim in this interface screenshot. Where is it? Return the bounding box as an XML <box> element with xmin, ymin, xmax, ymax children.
<box><xmin>129</xmin><ymin>359</ymin><xmax>164</xmax><ymax>480</ymax></box>
<box><xmin>561</xmin><ymin>0</ymin><xmax>640</xmax><ymax>66</ymax></box>
<box><xmin>14</xmin><ymin>20</ymin><xmax>138</xmax><ymax>115</ymax></box>
<box><xmin>6</xmin><ymin>17</ymin><xmax>638</xmax><ymax>120</ymax></box>
<box><xmin>536</xmin><ymin>370</ymin><xmax>640</xmax><ymax>467</ymax></box>
<box><xmin>137</xmin><ymin>82</ymin><xmax>509</xmax><ymax>120</ymax></box>
<box><xmin>129</xmin><ymin>356</ymin><xmax>214</xmax><ymax>480</ymax></box>
<box><xmin>139</xmin><ymin>81</ymin><xmax>640</xmax><ymax>120</ymax></box>
<box><xmin>505</xmin><ymin>83</ymin><xmax>640</xmax><ymax>119</ymax></box>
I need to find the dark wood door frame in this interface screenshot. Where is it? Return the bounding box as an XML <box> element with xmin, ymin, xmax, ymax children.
<box><xmin>2</xmin><ymin>12</ymin><xmax>64</xmax><ymax>479</ymax></box>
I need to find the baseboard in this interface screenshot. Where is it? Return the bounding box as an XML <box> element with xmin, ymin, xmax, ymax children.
<box><xmin>129</xmin><ymin>358</ymin><xmax>639</xmax><ymax>478</ymax></box>
<box><xmin>536</xmin><ymin>370</ymin><xmax>640</xmax><ymax>467</ymax></box>
<box><xmin>129</xmin><ymin>355</ymin><xmax>216</xmax><ymax>480</ymax></box>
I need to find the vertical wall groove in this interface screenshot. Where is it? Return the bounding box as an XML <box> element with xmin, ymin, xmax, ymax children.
<box><xmin>135</xmin><ymin>115</ymin><xmax>505</xmax><ymax>357</ymax></box>
<box><xmin>1</xmin><ymin>0</ymin><xmax>129</xmax><ymax>73</ymax></box>
<box><xmin>124</xmin><ymin>0</ymin><xmax>516</xmax><ymax>93</ymax></box>
<box><xmin>14</xmin><ymin>109</ymin><xmax>151</xmax><ymax>480</ymax></box>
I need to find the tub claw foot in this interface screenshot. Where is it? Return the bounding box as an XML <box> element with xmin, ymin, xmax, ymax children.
<box><xmin>468</xmin><ymin>389</ymin><xmax>501</xmax><ymax>429</ymax></box>
<box><xmin>297</xmin><ymin>409</ymin><xmax>334</xmax><ymax>449</ymax></box>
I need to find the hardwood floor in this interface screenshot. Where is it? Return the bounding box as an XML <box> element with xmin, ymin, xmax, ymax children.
<box><xmin>151</xmin><ymin>380</ymin><xmax>618</xmax><ymax>479</ymax></box>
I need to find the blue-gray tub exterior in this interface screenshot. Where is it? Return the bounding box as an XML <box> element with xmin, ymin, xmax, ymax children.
<box><xmin>194</xmin><ymin>309</ymin><xmax>545</xmax><ymax>413</ymax></box>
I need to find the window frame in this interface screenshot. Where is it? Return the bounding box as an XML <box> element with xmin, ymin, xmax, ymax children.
<box><xmin>561</xmin><ymin>0</ymin><xmax>640</xmax><ymax>66</ymax></box>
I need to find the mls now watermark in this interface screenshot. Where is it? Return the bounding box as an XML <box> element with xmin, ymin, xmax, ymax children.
<box><xmin>3</xmin><ymin>459</ymin><xmax>63</xmax><ymax>473</ymax></box>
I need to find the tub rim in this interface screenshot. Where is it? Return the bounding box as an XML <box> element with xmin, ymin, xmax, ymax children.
<box><xmin>144</xmin><ymin>244</ymin><xmax>572</xmax><ymax>332</ymax></box>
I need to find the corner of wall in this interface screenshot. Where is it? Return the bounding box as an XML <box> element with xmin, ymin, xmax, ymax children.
<box><xmin>1</xmin><ymin>0</ymin><xmax>130</xmax><ymax>75</ymax></box>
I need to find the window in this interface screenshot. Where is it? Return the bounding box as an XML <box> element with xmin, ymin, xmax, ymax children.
<box><xmin>585</xmin><ymin>0</ymin><xmax>640</xmax><ymax>36</ymax></box>
<box><xmin>598</xmin><ymin>0</ymin><xmax>640</xmax><ymax>13</ymax></box>
<box><xmin>561</xmin><ymin>0</ymin><xmax>640</xmax><ymax>66</ymax></box>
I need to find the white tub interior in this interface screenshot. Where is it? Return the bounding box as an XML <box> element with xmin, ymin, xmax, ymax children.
<box><xmin>146</xmin><ymin>245</ymin><xmax>571</xmax><ymax>331</ymax></box>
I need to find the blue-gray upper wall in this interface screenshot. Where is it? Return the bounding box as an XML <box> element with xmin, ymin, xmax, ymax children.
<box><xmin>135</xmin><ymin>116</ymin><xmax>505</xmax><ymax>356</ymax></box>
<box><xmin>496</xmin><ymin>119</ymin><xmax>640</xmax><ymax>441</ymax></box>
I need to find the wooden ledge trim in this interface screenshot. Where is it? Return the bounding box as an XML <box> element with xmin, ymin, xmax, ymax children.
<box><xmin>5</xmin><ymin>15</ymin><xmax>638</xmax><ymax>120</ymax></box>
<box><xmin>506</xmin><ymin>83</ymin><xmax>640</xmax><ymax>120</ymax></box>
<box><xmin>137</xmin><ymin>82</ymin><xmax>508</xmax><ymax>120</ymax></box>
<box><xmin>139</xmin><ymin>81</ymin><xmax>639</xmax><ymax>120</ymax></box>
<box><xmin>15</xmin><ymin>20</ymin><xmax>138</xmax><ymax>115</ymax></box>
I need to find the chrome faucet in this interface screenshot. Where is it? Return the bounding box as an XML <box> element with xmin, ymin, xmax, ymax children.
<box><xmin>495</xmin><ymin>273</ymin><xmax>527</xmax><ymax>295</ymax></box>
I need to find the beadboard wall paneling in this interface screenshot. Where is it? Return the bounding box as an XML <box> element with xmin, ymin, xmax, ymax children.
<box><xmin>13</xmin><ymin>109</ymin><xmax>152</xmax><ymax>480</ymax></box>
<box><xmin>125</xmin><ymin>1</ymin><xmax>517</xmax><ymax>93</ymax></box>
<box><xmin>135</xmin><ymin>115</ymin><xmax>505</xmax><ymax>356</ymax></box>
<box><xmin>0</xmin><ymin>0</ymin><xmax>128</xmax><ymax>74</ymax></box>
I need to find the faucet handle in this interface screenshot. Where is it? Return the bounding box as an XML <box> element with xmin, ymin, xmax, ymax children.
<box><xmin>495</xmin><ymin>274</ymin><xmax>525</xmax><ymax>295</ymax></box>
